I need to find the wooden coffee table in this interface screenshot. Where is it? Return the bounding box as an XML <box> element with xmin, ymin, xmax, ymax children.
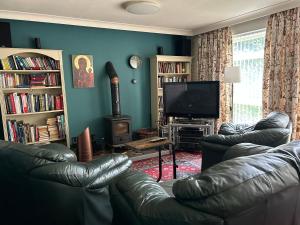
<box><xmin>125</xmin><ymin>137</ymin><xmax>177</xmax><ymax>182</ymax></box>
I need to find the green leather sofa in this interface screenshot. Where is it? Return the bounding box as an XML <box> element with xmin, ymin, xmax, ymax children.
<box><xmin>200</xmin><ymin>111</ymin><xmax>292</xmax><ymax>170</ymax></box>
<box><xmin>110</xmin><ymin>141</ymin><xmax>300</xmax><ymax>225</ymax></box>
<box><xmin>0</xmin><ymin>141</ymin><xmax>132</xmax><ymax>225</ymax></box>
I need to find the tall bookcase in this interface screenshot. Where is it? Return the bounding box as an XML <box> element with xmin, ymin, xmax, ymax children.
<box><xmin>150</xmin><ymin>55</ymin><xmax>192</xmax><ymax>129</ymax></box>
<box><xmin>0</xmin><ymin>48</ymin><xmax>70</xmax><ymax>147</ymax></box>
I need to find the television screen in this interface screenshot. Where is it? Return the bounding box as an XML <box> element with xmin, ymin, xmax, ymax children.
<box><xmin>163</xmin><ymin>81</ymin><xmax>220</xmax><ymax>118</ymax></box>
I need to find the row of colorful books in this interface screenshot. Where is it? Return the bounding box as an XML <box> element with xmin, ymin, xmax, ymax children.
<box><xmin>30</xmin><ymin>73</ymin><xmax>61</xmax><ymax>87</ymax></box>
<box><xmin>158</xmin><ymin>62</ymin><xmax>187</xmax><ymax>74</ymax></box>
<box><xmin>0</xmin><ymin>73</ymin><xmax>61</xmax><ymax>88</ymax></box>
<box><xmin>157</xmin><ymin>76</ymin><xmax>188</xmax><ymax>88</ymax></box>
<box><xmin>5</xmin><ymin>93</ymin><xmax>63</xmax><ymax>114</ymax></box>
<box><xmin>0</xmin><ymin>55</ymin><xmax>60</xmax><ymax>70</ymax></box>
<box><xmin>6</xmin><ymin>115</ymin><xmax>66</xmax><ymax>144</ymax></box>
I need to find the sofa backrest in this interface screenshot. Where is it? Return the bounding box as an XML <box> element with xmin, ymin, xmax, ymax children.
<box><xmin>0</xmin><ymin>140</ymin><xmax>132</xmax><ymax>189</ymax></box>
<box><xmin>173</xmin><ymin>152</ymin><xmax>300</xmax><ymax>218</ymax></box>
<box><xmin>0</xmin><ymin>141</ymin><xmax>77</xmax><ymax>175</ymax></box>
<box><xmin>254</xmin><ymin>111</ymin><xmax>290</xmax><ymax>130</ymax></box>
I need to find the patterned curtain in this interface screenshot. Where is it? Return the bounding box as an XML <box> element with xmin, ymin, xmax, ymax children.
<box><xmin>263</xmin><ymin>7</ymin><xmax>300</xmax><ymax>140</ymax></box>
<box><xmin>192</xmin><ymin>27</ymin><xmax>233</xmax><ymax>131</ymax></box>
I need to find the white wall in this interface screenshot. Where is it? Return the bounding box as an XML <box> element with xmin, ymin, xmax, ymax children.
<box><xmin>231</xmin><ymin>16</ymin><xmax>268</xmax><ymax>35</ymax></box>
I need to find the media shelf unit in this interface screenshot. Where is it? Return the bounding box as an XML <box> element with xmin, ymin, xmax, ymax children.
<box><xmin>0</xmin><ymin>48</ymin><xmax>70</xmax><ymax>147</ymax></box>
<box><xmin>167</xmin><ymin>119</ymin><xmax>214</xmax><ymax>150</ymax></box>
<box><xmin>150</xmin><ymin>55</ymin><xmax>192</xmax><ymax>129</ymax></box>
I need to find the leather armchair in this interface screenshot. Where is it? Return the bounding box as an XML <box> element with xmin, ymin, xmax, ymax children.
<box><xmin>0</xmin><ymin>141</ymin><xmax>132</xmax><ymax>225</ymax></box>
<box><xmin>200</xmin><ymin>111</ymin><xmax>292</xmax><ymax>170</ymax></box>
<box><xmin>110</xmin><ymin>141</ymin><xmax>300</xmax><ymax>225</ymax></box>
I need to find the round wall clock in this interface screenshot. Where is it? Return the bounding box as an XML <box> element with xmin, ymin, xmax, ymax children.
<box><xmin>129</xmin><ymin>55</ymin><xmax>142</xmax><ymax>69</ymax></box>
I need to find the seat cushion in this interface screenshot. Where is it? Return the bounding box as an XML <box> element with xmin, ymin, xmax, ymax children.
<box><xmin>173</xmin><ymin>153</ymin><xmax>299</xmax><ymax>217</ymax></box>
<box><xmin>112</xmin><ymin>171</ymin><xmax>224</xmax><ymax>225</ymax></box>
<box><xmin>254</xmin><ymin>112</ymin><xmax>289</xmax><ymax>130</ymax></box>
<box><xmin>160</xmin><ymin>179</ymin><xmax>177</xmax><ymax>197</ymax></box>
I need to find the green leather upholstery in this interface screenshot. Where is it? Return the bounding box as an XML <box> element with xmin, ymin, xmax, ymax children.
<box><xmin>223</xmin><ymin>143</ymin><xmax>273</xmax><ymax>160</ymax></box>
<box><xmin>110</xmin><ymin>171</ymin><xmax>224</xmax><ymax>225</ymax></box>
<box><xmin>0</xmin><ymin>141</ymin><xmax>132</xmax><ymax>225</ymax></box>
<box><xmin>201</xmin><ymin>112</ymin><xmax>292</xmax><ymax>170</ymax></box>
<box><xmin>110</xmin><ymin>141</ymin><xmax>300</xmax><ymax>225</ymax></box>
<box><xmin>173</xmin><ymin>153</ymin><xmax>299</xmax><ymax>217</ymax></box>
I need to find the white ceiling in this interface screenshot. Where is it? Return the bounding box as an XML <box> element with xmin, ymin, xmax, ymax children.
<box><xmin>0</xmin><ymin>0</ymin><xmax>299</xmax><ymax>35</ymax></box>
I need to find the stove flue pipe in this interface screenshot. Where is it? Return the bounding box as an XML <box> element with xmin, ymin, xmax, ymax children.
<box><xmin>106</xmin><ymin>61</ymin><xmax>121</xmax><ymax>117</ymax></box>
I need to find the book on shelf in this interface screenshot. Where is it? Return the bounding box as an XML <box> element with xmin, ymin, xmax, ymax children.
<box><xmin>157</xmin><ymin>76</ymin><xmax>188</xmax><ymax>88</ymax></box>
<box><xmin>0</xmin><ymin>72</ymin><xmax>61</xmax><ymax>88</ymax></box>
<box><xmin>47</xmin><ymin>117</ymin><xmax>59</xmax><ymax>139</ymax></box>
<box><xmin>6</xmin><ymin>115</ymin><xmax>66</xmax><ymax>144</ymax></box>
<box><xmin>57</xmin><ymin>115</ymin><xmax>66</xmax><ymax>139</ymax></box>
<box><xmin>158</xmin><ymin>62</ymin><xmax>187</xmax><ymax>73</ymax></box>
<box><xmin>37</xmin><ymin>125</ymin><xmax>49</xmax><ymax>142</ymax></box>
<box><xmin>5</xmin><ymin>93</ymin><xmax>64</xmax><ymax>114</ymax></box>
<box><xmin>0</xmin><ymin>55</ymin><xmax>60</xmax><ymax>71</ymax></box>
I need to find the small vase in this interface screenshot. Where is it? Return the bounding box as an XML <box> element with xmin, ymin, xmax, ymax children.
<box><xmin>77</xmin><ymin>127</ymin><xmax>93</xmax><ymax>162</ymax></box>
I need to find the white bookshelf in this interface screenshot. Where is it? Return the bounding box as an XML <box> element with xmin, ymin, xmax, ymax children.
<box><xmin>0</xmin><ymin>48</ymin><xmax>70</xmax><ymax>147</ymax></box>
<box><xmin>150</xmin><ymin>55</ymin><xmax>192</xmax><ymax>129</ymax></box>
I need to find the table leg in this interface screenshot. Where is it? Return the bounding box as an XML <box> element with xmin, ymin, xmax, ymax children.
<box><xmin>157</xmin><ymin>146</ymin><xmax>163</xmax><ymax>182</ymax></box>
<box><xmin>172</xmin><ymin>144</ymin><xmax>177</xmax><ymax>179</ymax></box>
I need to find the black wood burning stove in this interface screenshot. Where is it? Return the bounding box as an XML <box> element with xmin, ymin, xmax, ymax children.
<box><xmin>104</xmin><ymin>62</ymin><xmax>132</xmax><ymax>146</ymax></box>
<box><xmin>104</xmin><ymin>115</ymin><xmax>131</xmax><ymax>146</ymax></box>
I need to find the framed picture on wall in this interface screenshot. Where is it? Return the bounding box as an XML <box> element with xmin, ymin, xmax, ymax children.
<box><xmin>72</xmin><ymin>55</ymin><xmax>94</xmax><ymax>88</ymax></box>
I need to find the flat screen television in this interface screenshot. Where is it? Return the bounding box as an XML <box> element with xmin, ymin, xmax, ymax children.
<box><xmin>163</xmin><ymin>81</ymin><xmax>220</xmax><ymax>118</ymax></box>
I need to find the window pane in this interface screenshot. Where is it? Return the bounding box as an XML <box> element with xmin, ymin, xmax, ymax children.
<box><xmin>232</xmin><ymin>30</ymin><xmax>265</xmax><ymax>124</ymax></box>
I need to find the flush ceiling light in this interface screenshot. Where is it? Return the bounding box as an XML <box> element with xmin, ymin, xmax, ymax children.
<box><xmin>124</xmin><ymin>1</ymin><xmax>161</xmax><ymax>15</ymax></box>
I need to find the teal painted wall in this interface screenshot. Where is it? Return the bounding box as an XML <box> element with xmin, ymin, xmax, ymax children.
<box><xmin>2</xmin><ymin>19</ymin><xmax>178</xmax><ymax>140</ymax></box>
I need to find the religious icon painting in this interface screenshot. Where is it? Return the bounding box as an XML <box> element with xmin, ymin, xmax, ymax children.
<box><xmin>72</xmin><ymin>55</ymin><xmax>94</xmax><ymax>88</ymax></box>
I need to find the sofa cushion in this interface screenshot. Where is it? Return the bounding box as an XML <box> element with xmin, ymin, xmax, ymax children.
<box><xmin>173</xmin><ymin>153</ymin><xmax>299</xmax><ymax>217</ymax></box>
<box><xmin>254</xmin><ymin>112</ymin><xmax>289</xmax><ymax>130</ymax></box>
<box><xmin>113</xmin><ymin>171</ymin><xmax>224</xmax><ymax>225</ymax></box>
<box><xmin>35</xmin><ymin>143</ymin><xmax>77</xmax><ymax>162</ymax></box>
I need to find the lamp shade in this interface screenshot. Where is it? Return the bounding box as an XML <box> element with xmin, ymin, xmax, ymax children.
<box><xmin>224</xmin><ymin>66</ymin><xmax>241</xmax><ymax>83</ymax></box>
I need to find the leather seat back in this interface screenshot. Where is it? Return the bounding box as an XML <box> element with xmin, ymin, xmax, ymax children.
<box><xmin>173</xmin><ymin>152</ymin><xmax>300</xmax><ymax>218</ymax></box>
<box><xmin>0</xmin><ymin>141</ymin><xmax>77</xmax><ymax>175</ymax></box>
<box><xmin>254</xmin><ymin>111</ymin><xmax>290</xmax><ymax>130</ymax></box>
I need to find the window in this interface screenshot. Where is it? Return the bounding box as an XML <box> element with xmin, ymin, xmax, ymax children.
<box><xmin>232</xmin><ymin>29</ymin><xmax>266</xmax><ymax>124</ymax></box>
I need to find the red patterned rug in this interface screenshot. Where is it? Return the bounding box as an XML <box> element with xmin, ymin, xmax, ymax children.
<box><xmin>132</xmin><ymin>151</ymin><xmax>202</xmax><ymax>181</ymax></box>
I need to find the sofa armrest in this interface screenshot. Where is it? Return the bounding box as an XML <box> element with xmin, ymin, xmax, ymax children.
<box><xmin>202</xmin><ymin>128</ymin><xmax>290</xmax><ymax>147</ymax></box>
<box><xmin>30</xmin><ymin>153</ymin><xmax>132</xmax><ymax>189</ymax></box>
<box><xmin>223</xmin><ymin>143</ymin><xmax>274</xmax><ymax>161</ymax></box>
<box><xmin>111</xmin><ymin>171</ymin><xmax>223</xmax><ymax>225</ymax></box>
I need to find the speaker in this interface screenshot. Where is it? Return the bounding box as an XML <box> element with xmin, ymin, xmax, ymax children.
<box><xmin>175</xmin><ymin>38</ymin><xmax>191</xmax><ymax>56</ymax></box>
<box><xmin>34</xmin><ymin>38</ymin><xmax>41</xmax><ymax>49</ymax></box>
<box><xmin>0</xmin><ymin>22</ymin><xmax>12</xmax><ymax>47</ymax></box>
<box><xmin>157</xmin><ymin>46</ymin><xmax>164</xmax><ymax>55</ymax></box>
